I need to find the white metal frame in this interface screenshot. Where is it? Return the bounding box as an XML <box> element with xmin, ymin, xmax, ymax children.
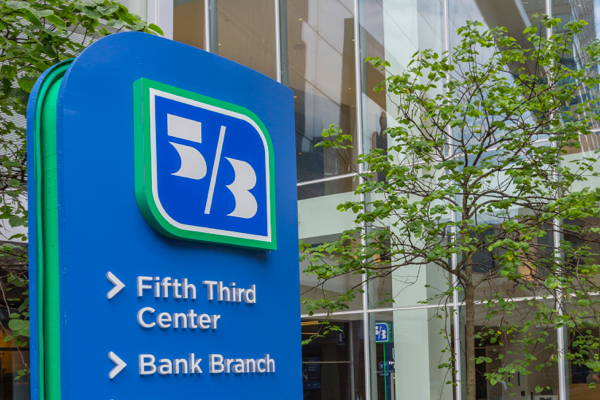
<box><xmin>147</xmin><ymin>0</ymin><xmax>174</xmax><ymax>39</ymax></box>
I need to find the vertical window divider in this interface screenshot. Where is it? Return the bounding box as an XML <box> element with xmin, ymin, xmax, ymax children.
<box><xmin>546</xmin><ymin>0</ymin><xmax>568</xmax><ymax>397</ymax></box>
<box><xmin>352</xmin><ymin>0</ymin><xmax>370</xmax><ymax>398</ymax></box>
<box><xmin>274</xmin><ymin>0</ymin><xmax>282</xmax><ymax>83</ymax></box>
<box><xmin>442</xmin><ymin>2</ymin><xmax>464</xmax><ymax>399</ymax></box>
<box><xmin>204</xmin><ymin>0</ymin><xmax>211</xmax><ymax>52</ymax></box>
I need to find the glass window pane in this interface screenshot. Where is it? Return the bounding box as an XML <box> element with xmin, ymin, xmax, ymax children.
<box><xmin>298</xmin><ymin>182</ymin><xmax>362</xmax><ymax>312</ymax></box>
<box><xmin>566</xmin><ymin>297</ymin><xmax>600</xmax><ymax>400</ymax></box>
<box><xmin>302</xmin><ymin>315</ymin><xmax>366</xmax><ymax>399</ymax></box>
<box><xmin>461</xmin><ymin>302</ymin><xmax>560</xmax><ymax>400</ymax></box>
<box><xmin>369</xmin><ymin>309</ymin><xmax>456</xmax><ymax>400</ymax></box>
<box><xmin>213</xmin><ymin>0</ymin><xmax>278</xmax><ymax>80</ymax></box>
<box><xmin>297</xmin><ymin>175</ymin><xmax>358</xmax><ymax>200</ymax></box>
<box><xmin>284</xmin><ymin>0</ymin><xmax>359</xmax><ymax>184</ymax></box>
<box><xmin>366</xmin><ymin>209</ymin><xmax>453</xmax><ymax>308</ymax></box>
<box><xmin>359</xmin><ymin>0</ymin><xmax>445</xmax><ymax>155</ymax></box>
<box><xmin>300</xmin><ymin>232</ymin><xmax>364</xmax><ymax>312</ymax></box>
<box><xmin>553</xmin><ymin>0</ymin><xmax>600</xmax><ymax>198</ymax></box>
<box><xmin>173</xmin><ymin>0</ymin><xmax>206</xmax><ymax>49</ymax></box>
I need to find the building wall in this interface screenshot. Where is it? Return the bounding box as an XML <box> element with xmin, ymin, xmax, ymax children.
<box><xmin>167</xmin><ymin>1</ymin><xmax>600</xmax><ymax>399</ymax></box>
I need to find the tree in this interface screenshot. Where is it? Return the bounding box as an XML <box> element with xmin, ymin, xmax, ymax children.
<box><xmin>301</xmin><ymin>16</ymin><xmax>600</xmax><ymax>400</ymax></box>
<box><xmin>0</xmin><ymin>0</ymin><xmax>162</xmax><ymax>375</ymax></box>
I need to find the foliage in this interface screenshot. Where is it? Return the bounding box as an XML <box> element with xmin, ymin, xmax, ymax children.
<box><xmin>302</xmin><ymin>16</ymin><xmax>600</xmax><ymax>399</ymax></box>
<box><xmin>0</xmin><ymin>0</ymin><xmax>162</xmax><ymax>375</ymax></box>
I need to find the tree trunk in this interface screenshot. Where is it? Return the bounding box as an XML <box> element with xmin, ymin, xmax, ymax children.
<box><xmin>464</xmin><ymin>281</ymin><xmax>476</xmax><ymax>400</ymax></box>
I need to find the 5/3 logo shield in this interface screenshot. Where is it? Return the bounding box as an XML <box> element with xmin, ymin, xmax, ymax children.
<box><xmin>134</xmin><ymin>79</ymin><xmax>276</xmax><ymax>250</ymax></box>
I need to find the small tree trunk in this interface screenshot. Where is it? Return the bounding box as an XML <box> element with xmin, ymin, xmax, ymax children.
<box><xmin>464</xmin><ymin>280</ymin><xmax>476</xmax><ymax>400</ymax></box>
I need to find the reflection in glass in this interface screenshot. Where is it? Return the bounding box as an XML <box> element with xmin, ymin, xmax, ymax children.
<box><xmin>297</xmin><ymin>176</ymin><xmax>358</xmax><ymax>200</ymax></box>
<box><xmin>551</xmin><ymin>0</ymin><xmax>600</xmax><ymax>154</ymax></box>
<box><xmin>462</xmin><ymin>303</ymin><xmax>559</xmax><ymax>400</ymax></box>
<box><xmin>300</xmin><ymin>233</ymin><xmax>364</xmax><ymax>312</ymax></box>
<box><xmin>173</xmin><ymin>0</ymin><xmax>206</xmax><ymax>49</ymax></box>
<box><xmin>566</xmin><ymin>299</ymin><xmax>600</xmax><ymax>400</ymax></box>
<box><xmin>302</xmin><ymin>317</ymin><xmax>365</xmax><ymax>399</ymax></box>
<box><xmin>359</xmin><ymin>0</ymin><xmax>445</xmax><ymax>155</ymax></box>
<box><xmin>369</xmin><ymin>309</ymin><xmax>455</xmax><ymax>400</ymax></box>
<box><xmin>469</xmin><ymin>220</ymin><xmax>554</xmax><ymax>302</ymax></box>
<box><xmin>213</xmin><ymin>0</ymin><xmax>278</xmax><ymax>80</ymax></box>
<box><xmin>284</xmin><ymin>0</ymin><xmax>358</xmax><ymax>183</ymax></box>
<box><xmin>366</xmin><ymin>222</ymin><xmax>452</xmax><ymax>309</ymax></box>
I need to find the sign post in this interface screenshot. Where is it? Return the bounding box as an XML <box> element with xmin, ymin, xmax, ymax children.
<box><xmin>27</xmin><ymin>32</ymin><xmax>300</xmax><ymax>399</ymax></box>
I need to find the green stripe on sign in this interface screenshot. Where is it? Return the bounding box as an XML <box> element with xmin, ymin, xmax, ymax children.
<box><xmin>33</xmin><ymin>60</ymin><xmax>72</xmax><ymax>400</ymax></box>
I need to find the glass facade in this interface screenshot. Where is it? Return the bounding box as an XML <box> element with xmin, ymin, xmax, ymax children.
<box><xmin>169</xmin><ymin>0</ymin><xmax>600</xmax><ymax>399</ymax></box>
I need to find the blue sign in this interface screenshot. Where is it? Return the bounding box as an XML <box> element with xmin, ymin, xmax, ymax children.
<box><xmin>302</xmin><ymin>357</ymin><xmax>321</xmax><ymax>390</ymax></box>
<box><xmin>27</xmin><ymin>32</ymin><xmax>300</xmax><ymax>399</ymax></box>
<box><xmin>375</xmin><ymin>322</ymin><xmax>393</xmax><ymax>343</ymax></box>
<box><xmin>135</xmin><ymin>79</ymin><xmax>276</xmax><ymax>249</ymax></box>
<box><xmin>336</xmin><ymin>328</ymin><xmax>346</xmax><ymax>346</ymax></box>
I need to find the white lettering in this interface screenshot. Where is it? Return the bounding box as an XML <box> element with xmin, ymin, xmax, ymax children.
<box><xmin>232</xmin><ymin>359</ymin><xmax>244</xmax><ymax>373</ymax></box>
<box><xmin>245</xmin><ymin>359</ymin><xmax>256</xmax><ymax>373</ymax></box>
<box><xmin>139</xmin><ymin>354</ymin><xmax>156</xmax><ymax>375</ymax></box>
<box><xmin>207</xmin><ymin>355</ymin><xmax>274</xmax><ymax>375</ymax></box>
<box><xmin>211</xmin><ymin>314</ymin><xmax>221</xmax><ymax>329</ymax></box>
<box><xmin>137</xmin><ymin>276</ymin><xmax>153</xmax><ymax>297</ymax></box>
<box><xmin>218</xmin><ymin>281</ymin><xmax>230</xmax><ymax>302</ymax></box>
<box><xmin>188</xmin><ymin>309</ymin><xmax>198</xmax><ymax>329</ymax></box>
<box><xmin>244</xmin><ymin>285</ymin><xmax>256</xmax><ymax>303</ymax></box>
<box><xmin>158</xmin><ymin>359</ymin><xmax>172</xmax><ymax>375</ymax></box>
<box><xmin>203</xmin><ymin>280</ymin><xmax>217</xmax><ymax>300</ymax></box>
<box><xmin>173</xmin><ymin>313</ymin><xmax>187</xmax><ymax>329</ymax></box>
<box><xmin>175</xmin><ymin>358</ymin><xmax>188</xmax><ymax>374</ymax></box>
<box><xmin>197</xmin><ymin>314</ymin><xmax>211</xmax><ymax>329</ymax></box>
<box><xmin>172</xmin><ymin>279</ymin><xmax>182</xmax><ymax>299</ymax></box>
<box><xmin>209</xmin><ymin>354</ymin><xmax>224</xmax><ymax>373</ymax></box>
<box><xmin>161</xmin><ymin>277</ymin><xmax>172</xmax><ymax>298</ymax></box>
<box><xmin>257</xmin><ymin>359</ymin><xmax>266</xmax><ymax>373</ymax></box>
<box><xmin>189</xmin><ymin>353</ymin><xmax>202</xmax><ymax>374</ymax></box>
<box><xmin>265</xmin><ymin>354</ymin><xmax>275</xmax><ymax>372</ymax></box>
<box><xmin>137</xmin><ymin>307</ymin><xmax>156</xmax><ymax>328</ymax></box>
<box><xmin>183</xmin><ymin>278</ymin><xmax>196</xmax><ymax>299</ymax></box>
<box><xmin>157</xmin><ymin>312</ymin><xmax>172</xmax><ymax>328</ymax></box>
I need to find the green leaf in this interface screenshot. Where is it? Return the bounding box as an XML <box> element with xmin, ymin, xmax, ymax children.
<box><xmin>8</xmin><ymin>319</ymin><xmax>24</xmax><ymax>331</ymax></box>
<box><xmin>535</xmin><ymin>386</ymin><xmax>544</xmax><ymax>393</ymax></box>
<box><xmin>31</xmin><ymin>9</ymin><xmax>54</xmax><ymax>18</ymax></box>
<box><xmin>45</xmin><ymin>14</ymin><xmax>66</xmax><ymax>29</ymax></box>
<box><xmin>9</xmin><ymin>216</ymin><xmax>25</xmax><ymax>228</ymax></box>
<box><xmin>8</xmin><ymin>88</ymin><xmax>29</xmax><ymax>105</ymax></box>
<box><xmin>97</xmin><ymin>4</ymin><xmax>119</xmax><ymax>15</ymax></box>
<box><xmin>81</xmin><ymin>6</ymin><xmax>102</xmax><ymax>19</ymax></box>
<box><xmin>5</xmin><ymin>1</ymin><xmax>30</xmax><ymax>10</ymax></box>
<box><xmin>148</xmin><ymin>23</ymin><xmax>164</xmax><ymax>36</ymax></box>
<box><xmin>17</xmin><ymin>76</ymin><xmax>37</xmax><ymax>93</ymax></box>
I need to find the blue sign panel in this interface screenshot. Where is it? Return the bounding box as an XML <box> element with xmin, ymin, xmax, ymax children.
<box><xmin>375</xmin><ymin>322</ymin><xmax>393</xmax><ymax>343</ymax></box>
<box><xmin>27</xmin><ymin>32</ymin><xmax>300</xmax><ymax>399</ymax></box>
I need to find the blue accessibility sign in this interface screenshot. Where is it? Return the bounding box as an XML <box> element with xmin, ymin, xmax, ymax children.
<box><xmin>135</xmin><ymin>79</ymin><xmax>276</xmax><ymax>249</ymax></box>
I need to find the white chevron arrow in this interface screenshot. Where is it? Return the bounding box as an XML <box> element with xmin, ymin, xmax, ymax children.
<box><xmin>108</xmin><ymin>352</ymin><xmax>127</xmax><ymax>379</ymax></box>
<box><xmin>106</xmin><ymin>272</ymin><xmax>125</xmax><ymax>300</ymax></box>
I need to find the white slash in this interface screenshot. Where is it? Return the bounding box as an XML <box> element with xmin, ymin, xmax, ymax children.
<box><xmin>108</xmin><ymin>352</ymin><xmax>127</xmax><ymax>379</ymax></box>
<box><xmin>106</xmin><ymin>272</ymin><xmax>125</xmax><ymax>300</ymax></box>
